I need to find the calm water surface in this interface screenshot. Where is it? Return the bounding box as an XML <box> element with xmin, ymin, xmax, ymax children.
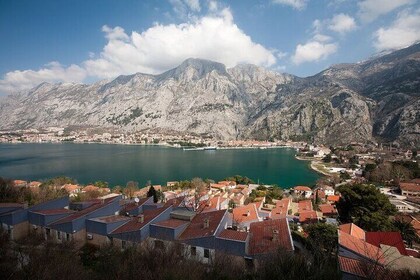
<box><xmin>0</xmin><ymin>143</ymin><xmax>320</xmax><ymax>188</ymax></box>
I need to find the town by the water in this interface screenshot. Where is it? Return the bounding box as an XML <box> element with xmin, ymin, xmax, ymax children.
<box><xmin>1</xmin><ymin>128</ymin><xmax>419</xmax><ymax>279</ymax></box>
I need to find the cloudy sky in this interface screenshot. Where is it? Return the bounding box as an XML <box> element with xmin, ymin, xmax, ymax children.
<box><xmin>0</xmin><ymin>0</ymin><xmax>419</xmax><ymax>94</ymax></box>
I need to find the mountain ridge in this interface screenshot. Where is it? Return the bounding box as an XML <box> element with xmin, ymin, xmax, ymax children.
<box><xmin>0</xmin><ymin>44</ymin><xmax>419</xmax><ymax>147</ymax></box>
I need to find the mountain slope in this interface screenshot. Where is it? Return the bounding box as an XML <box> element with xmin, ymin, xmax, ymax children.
<box><xmin>0</xmin><ymin>45</ymin><xmax>419</xmax><ymax>146</ymax></box>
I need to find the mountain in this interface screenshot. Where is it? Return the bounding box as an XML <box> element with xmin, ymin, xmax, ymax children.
<box><xmin>0</xmin><ymin>45</ymin><xmax>419</xmax><ymax>147</ymax></box>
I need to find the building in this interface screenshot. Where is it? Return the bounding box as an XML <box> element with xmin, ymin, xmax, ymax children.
<box><xmin>232</xmin><ymin>203</ymin><xmax>261</xmax><ymax>230</ymax></box>
<box><xmin>293</xmin><ymin>186</ymin><xmax>313</xmax><ymax>198</ymax></box>
<box><xmin>1</xmin><ymin>196</ymin><xmax>70</xmax><ymax>240</ymax></box>
<box><xmin>399</xmin><ymin>180</ymin><xmax>420</xmax><ymax>197</ymax></box>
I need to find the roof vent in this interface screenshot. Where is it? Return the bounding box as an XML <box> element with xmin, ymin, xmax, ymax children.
<box><xmin>203</xmin><ymin>218</ymin><xmax>210</xmax><ymax>229</ymax></box>
<box><xmin>138</xmin><ymin>215</ymin><xmax>144</xmax><ymax>223</ymax></box>
<box><xmin>246</xmin><ymin>210</ymin><xmax>250</xmax><ymax>217</ymax></box>
<box><xmin>272</xmin><ymin>229</ymin><xmax>279</xmax><ymax>241</ymax></box>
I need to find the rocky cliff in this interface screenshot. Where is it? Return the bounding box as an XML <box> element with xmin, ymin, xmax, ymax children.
<box><xmin>0</xmin><ymin>44</ymin><xmax>419</xmax><ymax>147</ymax></box>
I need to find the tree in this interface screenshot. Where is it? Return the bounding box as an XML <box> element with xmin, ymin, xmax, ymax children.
<box><xmin>306</xmin><ymin>223</ymin><xmax>338</xmax><ymax>254</ymax></box>
<box><xmin>336</xmin><ymin>184</ymin><xmax>397</xmax><ymax>231</ymax></box>
<box><xmin>124</xmin><ymin>181</ymin><xmax>139</xmax><ymax>199</ymax></box>
<box><xmin>94</xmin><ymin>181</ymin><xmax>108</xmax><ymax>189</ymax></box>
<box><xmin>393</xmin><ymin>219</ymin><xmax>419</xmax><ymax>248</ymax></box>
<box><xmin>322</xmin><ymin>154</ymin><xmax>332</xmax><ymax>163</ymax></box>
<box><xmin>147</xmin><ymin>186</ymin><xmax>159</xmax><ymax>203</ymax></box>
<box><xmin>191</xmin><ymin>177</ymin><xmax>207</xmax><ymax>211</ymax></box>
<box><xmin>223</xmin><ymin>175</ymin><xmax>254</xmax><ymax>185</ymax></box>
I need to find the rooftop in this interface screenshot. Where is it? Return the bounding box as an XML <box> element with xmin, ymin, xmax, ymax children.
<box><xmin>339</xmin><ymin>223</ymin><xmax>365</xmax><ymax>240</ymax></box>
<box><xmin>249</xmin><ymin>219</ymin><xmax>293</xmax><ymax>255</ymax></box>
<box><xmin>232</xmin><ymin>203</ymin><xmax>259</xmax><ymax>224</ymax></box>
<box><xmin>217</xmin><ymin>229</ymin><xmax>248</xmax><ymax>242</ymax></box>
<box><xmin>318</xmin><ymin>204</ymin><xmax>337</xmax><ymax>214</ymax></box>
<box><xmin>152</xmin><ymin>218</ymin><xmax>189</xmax><ymax>229</ymax></box>
<box><xmin>178</xmin><ymin>209</ymin><xmax>226</xmax><ymax>240</ymax></box>
<box><xmin>298</xmin><ymin>200</ymin><xmax>313</xmax><ymax>212</ymax></box>
<box><xmin>294</xmin><ymin>186</ymin><xmax>311</xmax><ymax>192</ymax></box>
<box><xmin>112</xmin><ymin>205</ymin><xmax>171</xmax><ymax>234</ymax></box>
<box><xmin>338</xmin><ymin>230</ymin><xmax>385</xmax><ymax>264</ymax></box>
<box><xmin>365</xmin><ymin>232</ymin><xmax>407</xmax><ymax>256</ymax></box>
<box><xmin>90</xmin><ymin>215</ymin><xmax>131</xmax><ymax>223</ymax></box>
<box><xmin>31</xmin><ymin>209</ymin><xmax>74</xmax><ymax>215</ymax></box>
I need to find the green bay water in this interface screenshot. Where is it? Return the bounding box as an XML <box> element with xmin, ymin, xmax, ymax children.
<box><xmin>0</xmin><ymin>143</ymin><xmax>320</xmax><ymax>188</ymax></box>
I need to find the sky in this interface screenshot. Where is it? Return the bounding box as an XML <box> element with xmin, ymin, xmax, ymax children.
<box><xmin>0</xmin><ymin>0</ymin><xmax>419</xmax><ymax>95</ymax></box>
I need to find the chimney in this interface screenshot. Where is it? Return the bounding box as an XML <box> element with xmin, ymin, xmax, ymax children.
<box><xmin>203</xmin><ymin>218</ymin><xmax>210</xmax><ymax>229</ymax></box>
<box><xmin>272</xmin><ymin>229</ymin><xmax>279</xmax><ymax>242</ymax></box>
<box><xmin>138</xmin><ymin>215</ymin><xmax>144</xmax><ymax>223</ymax></box>
<box><xmin>246</xmin><ymin>210</ymin><xmax>250</xmax><ymax>217</ymax></box>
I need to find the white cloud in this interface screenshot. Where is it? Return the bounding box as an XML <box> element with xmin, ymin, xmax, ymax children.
<box><xmin>0</xmin><ymin>62</ymin><xmax>86</xmax><ymax>94</ymax></box>
<box><xmin>207</xmin><ymin>0</ymin><xmax>218</xmax><ymax>12</ymax></box>
<box><xmin>0</xmin><ymin>8</ymin><xmax>277</xmax><ymax>94</ymax></box>
<box><xmin>272</xmin><ymin>0</ymin><xmax>308</xmax><ymax>10</ymax></box>
<box><xmin>374</xmin><ymin>9</ymin><xmax>420</xmax><ymax>51</ymax></box>
<box><xmin>358</xmin><ymin>0</ymin><xmax>414</xmax><ymax>22</ymax></box>
<box><xmin>328</xmin><ymin>13</ymin><xmax>357</xmax><ymax>34</ymax></box>
<box><xmin>169</xmin><ymin>0</ymin><xmax>201</xmax><ymax>19</ymax></box>
<box><xmin>292</xmin><ymin>35</ymin><xmax>338</xmax><ymax>64</ymax></box>
<box><xmin>84</xmin><ymin>8</ymin><xmax>276</xmax><ymax>78</ymax></box>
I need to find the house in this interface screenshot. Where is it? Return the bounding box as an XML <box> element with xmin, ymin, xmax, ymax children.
<box><xmin>338</xmin><ymin>230</ymin><xmax>385</xmax><ymax>265</ymax></box>
<box><xmin>178</xmin><ymin>209</ymin><xmax>229</xmax><ymax>264</ymax></box>
<box><xmin>270</xmin><ymin>198</ymin><xmax>291</xmax><ymax>219</ymax></box>
<box><xmin>47</xmin><ymin>196</ymin><xmax>122</xmax><ymax>246</ymax></box>
<box><xmin>166</xmin><ymin>181</ymin><xmax>179</xmax><ymax>187</ymax></box>
<box><xmin>294</xmin><ymin>186</ymin><xmax>313</xmax><ymax>198</ymax></box>
<box><xmin>365</xmin><ymin>232</ymin><xmax>407</xmax><ymax>256</ymax></box>
<box><xmin>399</xmin><ymin>180</ymin><xmax>420</xmax><ymax>197</ymax></box>
<box><xmin>85</xmin><ymin>215</ymin><xmax>131</xmax><ymax>246</ymax></box>
<box><xmin>338</xmin><ymin>255</ymin><xmax>388</xmax><ymax>280</ymax></box>
<box><xmin>339</xmin><ymin>223</ymin><xmax>366</xmax><ymax>240</ymax></box>
<box><xmin>13</xmin><ymin>180</ymin><xmax>27</xmax><ymax>187</ymax></box>
<box><xmin>121</xmin><ymin>197</ymin><xmax>154</xmax><ymax>216</ymax></box>
<box><xmin>62</xmin><ymin>184</ymin><xmax>81</xmax><ymax>197</ymax></box>
<box><xmin>318</xmin><ymin>204</ymin><xmax>337</xmax><ymax>217</ymax></box>
<box><xmin>248</xmin><ymin>218</ymin><xmax>294</xmax><ymax>257</ymax></box>
<box><xmin>110</xmin><ymin>205</ymin><xmax>173</xmax><ymax>248</ymax></box>
<box><xmin>324</xmin><ymin>186</ymin><xmax>335</xmax><ymax>196</ymax></box>
<box><xmin>82</xmin><ymin>185</ymin><xmax>100</xmax><ymax>193</ymax></box>
<box><xmin>232</xmin><ymin>203</ymin><xmax>261</xmax><ymax>230</ymax></box>
<box><xmin>215</xmin><ymin>229</ymin><xmax>249</xmax><ymax>258</ymax></box>
<box><xmin>0</xmin><ymin>196</ymin><xmax>70</xmax><ymax>240</ymax></box>
<box><xmin>327</xmin><ymin>195</ymin><xmax>340</xmax><ymax>204</ymax></box>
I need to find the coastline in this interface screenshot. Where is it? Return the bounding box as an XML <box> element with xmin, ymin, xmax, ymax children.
<box><xmin>295</xmin><ymin>155</ymin><xmax>331</xmax><ymax>176</ymax></box>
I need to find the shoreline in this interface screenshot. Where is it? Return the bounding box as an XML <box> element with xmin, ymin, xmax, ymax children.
<box><xmin>295</xmin><ymin>155</ymin><xmax>331</xmax><ymax>176</ymax></box>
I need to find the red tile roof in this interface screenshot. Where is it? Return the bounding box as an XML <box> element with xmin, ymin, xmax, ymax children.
<box><xmin>112</xmin><ymin>206</ymin><xmax>171</xmax><ymax>234</ymax></box>
<box><xmin>217</xmin><ymin>229</ymin><xmax>248</xmax><ymax>242</ymax></box>
<box><xmin>298</xmin><ymin>200</ymin><xmax>313</xmax><ymax>212</ymax></box>
<box><xmin>365</xmin><ymin>232</ymin><xmax>408</xmax><ymax>256</ymax></box>
<box><xmin>338</xmin><ymin>256</ymin><xmax>385</xmax><ymax>278</ymax></box>
<box><xmin>83</xmin><ymin>185</ymin><xmax>99</xmax><ymax>192</ymax></box>
<box><xmin>198</xmin><ymin>196</ymin><xmax>221</xmax><ymax>212</ymax></box>
<box><xmin>232</xmin><ymin>204</ymin><xmax>260</xmax><ymax>224</ymax></box>
<box><xmin>318</xmin><ymin>204</ymin><xmax>337</xmax><ymax>215</ymax></box>
<box><xmin>400</xmin><ymin>181</ymin><xmax>420</xmax><ymax>192</ymax></box>
<box><xmin>338</xmin><ymin>230</ymin><xmax>385</xmax><ymax>264</ymax></box>
<box><xmin>0</xmin><ymin>203</ymin><xmax>25</xmax><ymax>208</ymax></box>
<box><xmin>299</xmin><ymin>211</ymin><xmax>318</xmax><ymax>223</ymax></box>
<box><xmin>249</xmin><ymin>219</ymin><xmax>293</xmax><ymax>255</ymax></box>
<box><xmin>123</xmin><ymin>197</ymin><xmax>152</xmax><ymax>212</ymax></box>
<box><xmin>270</xmin><ymin>198</ymin><xmax>290</xmax><ymax>220</ymax></box>
<box><xmin>93</xmin><ymin>215</ymin><xmax>131</xmax><ymax>223</ymax></box>
<box><xmin>339</xmin><ymin>223</ymin><xmax>365</xmax><ymax>240</ymax></box>
<box><xmin>51</xmin><ymin>197</ymin><xmax>117</xmax><ymax>225</ymax></box>
<box><xmin>152</xmin><ymin>218</ymin><xmax>189</xmax><ymax>229</ymax></box>
<box><xmin>32</xmin><ymin>209</ymin><xmax>75</xmax><ymax>215</ymax></box>
<box><xmin>178</xmin><ymin>209</ymin><xmax>227</xmax><ymax>240</ymax></box>
<box><xmin>164</xmin><ymin>196</ymin><xmax>185</xmax><ymax>207</ymax></box>
<box><xmin>327</xmin><ymin>195</ymin><xmax>340</xmax><ymax>202</ymax></box>
<box><xmin>294</xmin><ymin>186</ymin><xmax>311</xmax><ymax>192</ymax></box>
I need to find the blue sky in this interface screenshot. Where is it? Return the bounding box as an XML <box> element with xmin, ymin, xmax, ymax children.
<box><xmin>0</xmin><ymin>0</ymin><xmax>419</xmax><ymax>94</ymax></box>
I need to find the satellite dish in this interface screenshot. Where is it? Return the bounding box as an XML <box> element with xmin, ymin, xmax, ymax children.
<box><xmin>134</xmin><ymin>197</ymin><xmax>139</xmax><ymax>203</ymax></box>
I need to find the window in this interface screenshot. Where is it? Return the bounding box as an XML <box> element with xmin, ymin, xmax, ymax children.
<box><xmin>154</xmin><ymin>240</ymin><xmax>164</xmax><ymax>250</ymax></box>
<box><xmin>204</xmin><ymin>249</ymin><xmax>210</xmax><ymax>259</ymax></box>
<box><xmin>122</xmin><ymin>240</ymin><xmax>126</xmax><ymax>249</ymax></box>
<box><xmin>107</xmin><ymin>236</ymin><xmax>113</xmax><ymax>244</ymax></box>
<box><xmin>45</xmin><ymin>228</ymin><xmax>51</xmax><ymax>237</ymax></box>
<box><xmin>57</xmin><ymin>231</ymin><xmax>61</xmax><ymax>240</ymax></box>
<box><xmin>66</xmin><ymin>233</ymin><xmax>70</xmax><ymax>241</ymax></box>
<box><xmin>245</xmin><ymin>258</ymin><xmax>254</xmax><ymax>270</ymax></box>
<box><xmin>190</xmin><ymin>246</ymin><xmax>196</xmax><ymax>256</ymax></box>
